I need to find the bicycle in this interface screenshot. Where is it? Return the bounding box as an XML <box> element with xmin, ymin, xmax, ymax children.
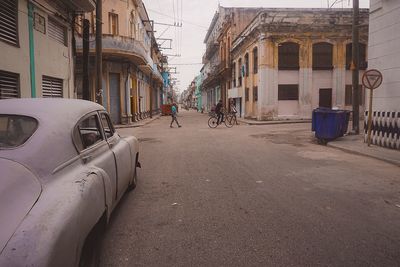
<box><xmin>208</xmin><ymin>111</ymin><xmax>234</xmax><ymax>128</ymax></box>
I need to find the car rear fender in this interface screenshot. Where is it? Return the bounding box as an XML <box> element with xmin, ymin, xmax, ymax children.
<box><xmin>122</xmin><ymin>135</ymin><xmax>140</xmax><ymax>170</ymax></box>
<box><xmin>0</xmin><ymin>169</ymin><xmax>107</xmax><ymax>267</ymax></box>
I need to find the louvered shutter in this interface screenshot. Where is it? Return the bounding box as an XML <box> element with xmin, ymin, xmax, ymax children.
<box><xmin>0</xmin><ymin>70</ymin><xmax>20</xmax><ymax>99</ymax></box>
<box><xmin>0</xmin><ymin>0</ymin><xmax>19</xmax><ymax>46</ymax></box>
<box><xmin>48</xmin><ymin>18</ymin><xmax>66</xmax><ymax>46</ymax></box>
<box><xmin>42</xmin><ymin>76</ymin><xmax>63</xmax><ymax>98</ymax></box>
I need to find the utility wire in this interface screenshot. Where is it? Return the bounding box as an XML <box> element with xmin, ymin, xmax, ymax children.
<box><xmin>147</xmin><ymin>8</ymin><xmax>208</xmax><ymax>29</ymax></box>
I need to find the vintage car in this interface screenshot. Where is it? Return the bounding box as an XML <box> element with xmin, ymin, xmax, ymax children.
<box><xmin>0</xmin><ymin>98</ymin><xmax>140</xmax><ymax>266</ymax></box>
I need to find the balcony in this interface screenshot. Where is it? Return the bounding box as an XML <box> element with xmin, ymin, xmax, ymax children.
<box><xmin>76</xmin><ymin>34</ymin><xmax>152</xmax><ymax>66</ymax></box>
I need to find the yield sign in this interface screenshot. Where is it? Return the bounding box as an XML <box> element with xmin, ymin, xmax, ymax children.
<box><xmin>362</xmin><ymin>69</ymin><xmax>383</xmax><ymax>90</ymax></box>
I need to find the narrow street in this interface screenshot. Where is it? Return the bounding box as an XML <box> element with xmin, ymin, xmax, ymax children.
<box><xmin>100</xmin><ymin>110</ymin><xmax>400</xmax><ymax>266</ymax></box>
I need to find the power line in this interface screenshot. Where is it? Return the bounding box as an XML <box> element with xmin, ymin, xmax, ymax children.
<box><xmin>147</xmin><ymin>8</ymin><xmax>208</xmax><ymax>29</ymax></box>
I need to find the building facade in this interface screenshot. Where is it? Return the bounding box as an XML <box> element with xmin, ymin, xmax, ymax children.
<box><xmin>230</xmin><ymin>9</ymin><xmax>369</xmax><ymax>120</ymax></box>
<box><xmin>0</xmin><ymin>0</ymin><xmax>95</xmax><ymax>99</ymax></box>
<box><xmin>201</xmin><ymin>6</ymin><xmax>261</xmax><ymax>112</ymax></box>
<box><xmin>75</xmin><ymin>0</ymin><xmax>163</xmax><ymax>124</ymax></box>
<box><xmin>367</xmin><ymin>0</ymin><xmax>400</xmax><ymax>150</ymax></box>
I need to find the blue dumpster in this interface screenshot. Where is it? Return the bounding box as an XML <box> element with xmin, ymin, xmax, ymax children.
<box><xmin>312</xmin><ymin>108</ymin><xmax>351</xmax><ymax>144</ymax></box>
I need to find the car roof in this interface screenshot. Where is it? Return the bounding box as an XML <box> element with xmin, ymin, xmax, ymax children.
<box><xmin>0</xmin><ymin>98</ymin><xmax>106</xmax><ymax>180</ymax></box>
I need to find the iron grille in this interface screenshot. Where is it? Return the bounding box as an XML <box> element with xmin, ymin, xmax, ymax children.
<box><xmin>42</xmin><ymin>76</ymin><xmax>63</xmax><ymax>98</ymax></box>
<box><xmin>0</xmin><ymin>0</ymin><xmax>19</xmax><ymax>46</ymax></box>
<box><xmin>0</xmin><ymin>70</ymin><xmax>20</xmax><ymax>99</ymax></box>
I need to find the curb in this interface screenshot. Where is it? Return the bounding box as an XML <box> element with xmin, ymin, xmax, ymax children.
<box><xmin>238</xmin><ymin>119</ymin><xmax>312</xmax><ymax>126</ymax></box>
<box><xmin>115</xmin><ymin>115</ymin><xmax>161</xmax><ymax>129</ymax></box>
<box><xmin>327</xmin><ymin>143</ymin><xmax>400</xmax><ymax>167</ymax></box>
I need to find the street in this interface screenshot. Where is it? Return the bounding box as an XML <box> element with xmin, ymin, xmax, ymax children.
<box><xmin>100</xmin><ymin>110</ymin><xmax>400</xmax><ymax>266</ymax></box>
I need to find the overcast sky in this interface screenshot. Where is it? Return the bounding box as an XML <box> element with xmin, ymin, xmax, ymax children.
<box><xmin>142</xmin><ymin>0</ymin><xmax>370</xmax><ymax>93</ymax></box>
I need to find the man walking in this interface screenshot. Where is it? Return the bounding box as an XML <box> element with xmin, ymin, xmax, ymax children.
<box><xmin>170</xmin><ymin>103</ymin><xmax>182</xmax><ymax>128</ymax></box>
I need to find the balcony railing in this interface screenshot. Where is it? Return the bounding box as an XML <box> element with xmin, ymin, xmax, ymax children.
<box><xmin>76</xmin><ymin>34</ymin><xmax>152</xmax><ymax>66</ymax></box>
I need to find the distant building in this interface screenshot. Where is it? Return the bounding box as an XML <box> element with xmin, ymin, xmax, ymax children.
<box><xmin>230</xmin><ymin>8</ymin><xmax>369</xmax><ymax>120</ymax></box>
<box><xmin>367</xmin><ymin>0</ymin><xmax>400</xmax><ymax>150</ymax></box>
<box><xmin>0</xmin><ymin>0</ymin><xmax>95</xmax><ymax>99</ymax></box>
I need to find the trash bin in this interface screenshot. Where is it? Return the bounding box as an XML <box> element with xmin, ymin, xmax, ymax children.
<box><xmin>312</xmin><ymin>108</ymin><xmax>351</xmax><ymax>144</ymax></box>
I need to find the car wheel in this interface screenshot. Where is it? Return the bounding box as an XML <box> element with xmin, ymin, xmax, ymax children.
<box><xmin>79</xmin><ymin>215</ymin><xmax>105</xmax><ymax>267</ymax></box>
<box><xmin>128</xmin><ymin>155</ymin><xmax>139</xmax><ymax>191</ymax></box>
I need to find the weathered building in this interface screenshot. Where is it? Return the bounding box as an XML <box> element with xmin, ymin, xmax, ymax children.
<box><xmin>75</xmin><ymin>0</ymin><xmax>163</xmax><ymax>124</ymax></box>
<box><xmin>0</xmin><ymin>0</ymin><xmax>95</xmax><ymax>99</ymax></box>
<box><xmin>230</xmin><ymin>8</ymin><xmax>369</xmax><ymax>120</ymax></box>
<box><xmin>367</xmin><ymin>0</ymin><xmax>400</xmax><ymax>150</ymax></box>
<box><xmin>202</xmin><ymin>6</ymin><xmax>261</xmax><ymax>112</ymax></box>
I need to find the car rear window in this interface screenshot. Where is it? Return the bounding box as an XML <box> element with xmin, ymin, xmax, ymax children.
<box><xmin>0</xmin><ymin>115</ymin><xmax>38</xmax><ymax>148</ymax></box>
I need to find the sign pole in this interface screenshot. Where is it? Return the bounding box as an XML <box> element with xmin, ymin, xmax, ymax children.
<box><xmin>367</xmin><ymin>89</ymin><xmax>373</xmax><ymax>146</ymax></box>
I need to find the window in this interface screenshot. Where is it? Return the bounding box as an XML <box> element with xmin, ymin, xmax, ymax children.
<box><xmin>42</xmin><ymin>76</ymin><xmax>63</xmax><ymax>98</ymax></box>
<box><xmin>253</xmin><ymin>86</ymin><xmax>258</xmax><ymax>101</ymax></box>
<box><xmin>313</xmin><ymin>42</ymin><xmax>333</xmax><ymax>70</ymax></box>
<box><xmin>0</xmin><ymin>115</ymin><xmax>38</xmax><ymax>148</ymax></box>
<box><xmin>253</xmin><ymin>47</ymin><xmax>258</xmax><ymax>74</ymax></box>
<box><xmin>278</xmin><ymin>84</ymin><xmax>299</xmax><ymax>100</ymax></box>
<box><xmin>346</xmin><ymin>43</ymin><xmax>367</xmax><ymax>70</ymax></box>
<box><xmin>77</xmin><ymin>115</ymin><xmax>104</xmax><ymax>150</ymax></box>
<box><xmin>232</xmin><ymin>62</ymin><xmax>236</xmax><ymax>87</ymax></box>
<box><xmin>48</xmin><ymin>18</ymin><xmax>67</xmax><ymax>46</ymax></box>
<box><xmin>109</xmin><ymin>13</ymin><xmax>118</xmax><ymax>35</ymax></box>
<box><xmin>345</xmin><ymin>85</ymin><xmax>364</xmax><ymax>105</ymax></box>
<box><xmin>0</xmin><ymin>0</ymin><xmax>18</xmax><ymax>46</ymax></box>
<box><xmin>279</xmin><ymin>42</ymin><xmax>299</xmax><ymax>70</ymax></box>
<box><xmin>100</xmin><ymin>113</ymin><xmax>115</xmax><ymax>139</ymax></box>
<box><xmin>0</xmin><ymin>70</ymin><xmax>19</xmax><ymax>99</ymax></box>
<box><xmin>244</xmin><ymin>53</ymin><xmax>249</xmax><ymax>77</ymax></box>
<box><xmin>245</xmin><ymin>87</ymin><xmax>249</xmax><ymax>101</ymax></box>
<box><xmin>129</xmin><ymin>11</ymin><xmax>136</xmax><ymax>38</ymax></box>
<box><xmin>238</xmin><ymin>58</ymin><xmax>242</xmax><ymax>86</ymax></box>
<box><xmin>34</xmin><ymin>12</ymin><xmax>46</xmax><ymax>34</ymax></box>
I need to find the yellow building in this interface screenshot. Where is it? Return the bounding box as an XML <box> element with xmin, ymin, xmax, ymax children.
<box><xmin>230</xmin><ymin>9</ymin><xmax>369</xmax><ymax>120</ymax></box>
<box><xmin>75</xmin><ymin>0</ymin><xmax>163</xmax><ymax>124</ymax></box>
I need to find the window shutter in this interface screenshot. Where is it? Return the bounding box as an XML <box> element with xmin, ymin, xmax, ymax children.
<box><xmin>0</xmin><ymin>0</ymin><xmax>19</xmax><ymax>46</ymax></box>
<box><xmin>42</xmin><ymin>76</ymin><xmax>63</xmax><ymax>98</ymax></box>
<box><xmin>48</xmin><ymin>18</ymin><xmax>66</xmax><ymax>46</ymax></box>
<box><xmin>0</xmin><ymin>70</ymin><xmax>19</xmax><ymax>99</ymax></box>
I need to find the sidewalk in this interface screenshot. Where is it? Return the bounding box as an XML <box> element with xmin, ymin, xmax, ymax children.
<box><xmin>327</xmin><ymin>134</ymin><xmax>400</xmax><ymax>167</ymax></box>
<box><xmin>237</xmin><ymin>117</ymin><xmax>311</xmax><ymax>125</ymax></box>
<box><xmin>114</xmin><ymin>114</ymin><xmax>161</xmax><ymax>129</ymax></box>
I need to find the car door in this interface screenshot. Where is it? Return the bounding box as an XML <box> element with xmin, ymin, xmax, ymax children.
<box><xmin>75</xmin><ymin>112</ymin><xmax>118</xmax><ymax>204</ymax></box>
<box><xmin>99</xmin><ymin>112</ymin><xmax>132</xmax><ymax>200</ymax></box>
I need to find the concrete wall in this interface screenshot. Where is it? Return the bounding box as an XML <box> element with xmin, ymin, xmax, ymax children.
<box><xmin>0</xmin><ymin>0</ymin><xmax>75</xmax><ymax>98</ymax></box>
<box><xmin>368</xmin><ymin>0</ymin><xmax>400</xmax><ymax>111</ymax></box>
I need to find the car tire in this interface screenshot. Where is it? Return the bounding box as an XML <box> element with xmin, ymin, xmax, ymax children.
<box><xmin>79</xmin><ymin>215</ymin><xmax>105</xmax><ymax>267</ymax></box>
<box><xmin>128</xmin><ymin>155</ymin><xmax>139</xmax><ymax>191</ymax></box>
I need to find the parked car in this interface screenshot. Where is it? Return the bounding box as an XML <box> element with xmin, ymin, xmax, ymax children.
<box><xmin>0</xmin><ymin>98</ymin><xmax>140</xmax><ymax>266</ymax></box>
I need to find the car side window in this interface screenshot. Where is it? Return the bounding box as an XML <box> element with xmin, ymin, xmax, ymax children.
<box><xmin>100</xmin><ymin>113</ymin><xmax>115</xmax><ymax>139</ymax></box>
<box><xmin>78</xmin><ymin>114</ymin><xmax>104</xmax><ymax>149</ymax></box>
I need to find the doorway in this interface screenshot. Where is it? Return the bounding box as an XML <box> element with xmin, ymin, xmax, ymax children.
<box><xmin>319</xmin><ymin>88</ymin><xmax>332</xmax><ymax>108</ymax></box>
<box><xmin>109</xmin><ymin>73</ymin><xmax>121</xmax><ymax>124</ymax></box>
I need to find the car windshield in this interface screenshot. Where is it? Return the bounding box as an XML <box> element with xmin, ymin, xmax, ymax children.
<box><xmin>0</xmin><ymin>115</ymin><xmax>38</xmax><ymax>148</ymax></box>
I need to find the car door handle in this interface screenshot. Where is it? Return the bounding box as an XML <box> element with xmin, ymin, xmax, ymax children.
<box><xmin>82</xmin><ymin>155</ymin><xmax>91</xmax><ymax>163</ymax></box>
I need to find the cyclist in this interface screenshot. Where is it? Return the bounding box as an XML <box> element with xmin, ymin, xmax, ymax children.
<box><xmin>215</xmin><ymin>99</ymin><xmax>224</xmax><ymax>125</ymax></box>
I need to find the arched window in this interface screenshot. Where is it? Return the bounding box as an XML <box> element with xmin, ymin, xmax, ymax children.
<box><xmin>312</xmin><ymin>42</ymin><xmax>333</xmax><ymax>70</ymax></box>
<box><xmin>278</xmin><ymin>42</ymin><xmax>299</xmax><ymax>70</ymax></box>
<box><xmin>253</xmin><ymin>47</ymin><xmax>258</xmax><ymax>74</ymax></box>
<box><xmin>244</xmin><ymin>53</ymin><xmax>249</xmax><ymax>77</ymax></box>
<box><xmin>346</xmin><ymin>43</ymin><xmax>367</xmax><ymax>70</ymax></box>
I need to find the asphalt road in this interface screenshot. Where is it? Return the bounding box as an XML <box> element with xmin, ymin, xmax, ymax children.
<box><xmin>100</xmin><ymin>110</ymin><xmax>400</xmax><ymax>267</ymax></box>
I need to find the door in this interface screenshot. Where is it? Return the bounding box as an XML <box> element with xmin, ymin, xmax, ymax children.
<box><xmin>319</xmin><ymin>88</ymin><xmax>332</xmax><ymax>108</ymax></box>
<box><xmin>100</xmin><ymin>112</ymin><xmax>132</xmax><ymax>200</ymax></box>
<box><xmin>109</xmin><ymin>73</ymin><xmax>121</xmax><ymax>124</ymax></box>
